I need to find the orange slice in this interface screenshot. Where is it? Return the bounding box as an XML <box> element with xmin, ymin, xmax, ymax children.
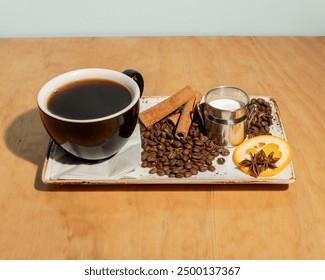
<box><xmin>233</xmin><ymin>135</ymin><xmax>292</xmax><ymax>177</ymax></box>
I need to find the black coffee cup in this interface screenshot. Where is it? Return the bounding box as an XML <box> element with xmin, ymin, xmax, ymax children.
<box><xmin>37</xmin><ymin>68</ymin><xmax>144</xmax><ymax>160</ymax></box>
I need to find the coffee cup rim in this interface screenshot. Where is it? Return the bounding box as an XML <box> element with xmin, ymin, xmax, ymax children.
<box><xmin>37</xmin><ymin>68</ymin><xmax>140</xmax><ymax>123</ymax></box>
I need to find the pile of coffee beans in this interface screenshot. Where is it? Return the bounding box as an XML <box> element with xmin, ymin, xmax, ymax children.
<box><xmin>247</xmin><ymin>98</ymin><xmax>273</xmax><ymax>138</ymax></box>
<box><xmin>140</xmin><ymin>118</ymin><xmax>229</xmax><ymax>178</ymax></box>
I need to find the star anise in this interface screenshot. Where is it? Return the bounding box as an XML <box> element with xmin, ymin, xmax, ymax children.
<box><xmin>239</xmin><ymin>149</ymin><xmax>279</xmax><ymax>177</ymax></box>
<box><xmin>239</xmin><ymin>150</ymin><xmax>264</xmax><ymax>177</ymax></box>
<box><xmin>260</xmin><ymin>151</ymin><xmax>280</xmax><ymax>171</ymax></box>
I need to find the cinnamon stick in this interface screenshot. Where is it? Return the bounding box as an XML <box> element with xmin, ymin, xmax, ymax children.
<box><xmin>167</xmin><ymin>112</ymin><xmax>181</xmax><ymax>126</ymax></box>
<box><xmin>175</xmin><ymin>90</ymin><xmax>203</xmax><ymax>139</ymax></box>
<box><xmin>139</xmin><ymin>86</ymin><xmax>196</xmax><ymax>127</ymax></box>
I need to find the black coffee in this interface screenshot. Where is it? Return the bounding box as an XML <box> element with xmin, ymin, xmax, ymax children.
<box><xmin>47</xmin><ymin>78</ymin><xmax>132</xmax><ymax>119</ymax></box>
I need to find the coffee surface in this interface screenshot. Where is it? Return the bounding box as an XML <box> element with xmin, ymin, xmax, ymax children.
<box><xmin>47</xmin><ymin>78</ymin><xmax>132</xmax><ymax>120</ymax></box>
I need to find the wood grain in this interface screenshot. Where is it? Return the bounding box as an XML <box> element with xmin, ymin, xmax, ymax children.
<box><xmin>0</xmin><ymin>37</ymin><xmax>324</xmax><ymax>260</ymax></box>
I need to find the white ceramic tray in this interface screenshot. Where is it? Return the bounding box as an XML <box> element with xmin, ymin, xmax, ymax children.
<box><xmin>42</xmin><ymin>96</ymin><xmax>295</xmax><ymax>185</ymax></box>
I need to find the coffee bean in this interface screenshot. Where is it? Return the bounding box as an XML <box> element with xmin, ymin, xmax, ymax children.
<box><xmin>140</xmin><ymin>117</ymin><xmax>229</xmax><ymax>178</ymax></box>
<box><xmin>184</xmin><ymin>143</ymin><xmax>192</xmax><ymax>149</ymax></box>
<box><xmin>183</xmin><ymin>148</ymin><xmax>190</xmax><ymax>155</ymax></box>
<box><xmin>217</xmin><ymin>157</ymin><xmax>225</xmax><ymax>165</ymax></box>
<box><xmin>171</xmin><ymin>166</ymin><xmax>183</xmax><ymax>174</ymax></box>
<box><xmin>166</xmin><ymin>151</ymin><xmax>176</xmax><ymax>159</ymax></box>
<box><xmin>190</xmin><ymin>168</ymin><xmax>198</xmax><ymax>175</ymax></box>
<box><xmin>192</xmin><ymin>147</ymin><xmax>201</xmax><ymax>153</ymax></box>
<box><xmin>183</xmin><ymin>155</ymin><xmax>190</xmax><ymax>162</ymax></box>
<box><xmin>201</xmin><ymin>149</ymin><xmax>209</xmax><ymax>156</ymax></box>
<box><xmin>191</xmin><ymin>164</ymin><xmax>199</xmax><ymax>170</ymax></box>
<box><xmin>149</xmin><ymin>167</ymin><xmax>158</xmax><ymax>174</ymax></box>
<box><xmin>191</xmin><ymin>153</ymin><xmax>203</xmax><ymax>160</ymax></box>
<box><xmin>143</xmin><ymin>145</ymin><xmax>151</xmax><ymax>152</ymax></box>
<box><xmin>141</xmin><ymin>151</ymin><xmax>148</xmax><ymax>161</ymax></box>
<box><xmin>175</xmin><ymin>153</ymin><xmax>183</xmax><ymax>160</ymax></box>
<box><xmin>157</xmin><ymin>169</ymin><xmax>165</xmax><ymax>176</ymax></box>
<box><xmin>165</xmin><ymin>131</ymin><xmax>174</xmax><ymax>139</ymax></box>
<box><xmin>201</xmin><ymin>135</ymin><xmax>209</xmax><ymax>142</ymax></box>
<box><xmin>142</xmin><ymin>131</ymin><xmax>151</xmax><ymax>138</ymax></box>
<box><xmin>211</xmin><ymin>151</ymin><xmax>220</xmax><ymax>157</ymax></box>
<box><xmin>199</xmin><ymin>165</ymin><xmax>208</xmax><ymax>172</ymax></box>
<box><xmin>207</xmin><ymin>154</ymin><xmax>215</xmax><ymax>161</ymax></box>
<box><xmin>172</xmin><ymin>140</ymin><xmax>182</xmax><ymax>148</ymax></box>
<box><xmin>208</xmin><ymin>165</ymin><xmax>216</xmax><ymax>172</ymax></box>
<box><xmin>169</xmin><ymin>159</ymin><xmax>177</xmax><ymax>167</ymax></box>
<box><xmin>187</xmin><ymin>139</ymin><xmax>194</xmax><ymax>146</ymax></box>
<box><xmin>175</xmin><ymin>159</ymin><xmax>184</xmax><ymax>167</ymax></box>
<box><xmin>194</xmin><ymin>160</ymin><xmax>204</xmax><ymax>166</ymax></box>
<box><xmin>205</xmin><ymin>159</ymin><xmax>213</xmax><ymax>165</ymax></box>
<box><xmin>147</xmin><ymin>140</ymin><xmax>157</xmax><ymax>146</ymax></box>
<box><xmin>193</xmin><ymin>130</ymin><xmax>200</xmax><ymax>138</ymax></box>
<box><xmin>147</xmin><ymin>156</ymin><xmax>156</xmax><ymax>163</ymax></box>
<box><xmin>220</xmin><ymin>149</ymin><xmax>230</xmax><ymax>156</ymax></box>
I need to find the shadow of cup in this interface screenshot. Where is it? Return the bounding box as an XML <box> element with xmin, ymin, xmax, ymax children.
<box><xmin>4</xmin><ymin>108</ymin><xmax>50</xmax><ymax>189</ymax></box>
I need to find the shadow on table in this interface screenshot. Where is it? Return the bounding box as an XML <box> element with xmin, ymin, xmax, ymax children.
<box><xmin>4</xmin><ymin>109</ymin><xmax>289</xmax><ymax>192</ymax></box>
<box><xmin>4</xmin><ymin>108</ymin><xmax>50</xmax><ymax>190</ymax></box>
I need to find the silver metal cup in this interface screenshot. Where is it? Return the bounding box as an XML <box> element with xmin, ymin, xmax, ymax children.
<box><xmin>197</xmin><ymin>86</ymin><xmax>250</xmax><ymax>147</ymax></box>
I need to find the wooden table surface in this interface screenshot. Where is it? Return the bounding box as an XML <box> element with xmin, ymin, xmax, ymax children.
<box><xmin>0</xmin><ymin>36</ymin><xmax>324</xmax><ymax>260</ymax></box>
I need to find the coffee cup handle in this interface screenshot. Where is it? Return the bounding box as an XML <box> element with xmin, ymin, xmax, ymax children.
<box><xmin>123</xmin><ymin>69</ymin><xmax>144</xmax><ymax>97</ymax></box>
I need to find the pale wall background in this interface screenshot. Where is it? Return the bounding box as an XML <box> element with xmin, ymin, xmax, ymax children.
<box><xmin>0</xmin><ymin>0</ymin><xmax>324</xmax><ymax>37</ymax></box>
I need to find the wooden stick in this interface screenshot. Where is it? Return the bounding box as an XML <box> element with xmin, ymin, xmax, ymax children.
<box><xmin>175</xmin><ymin>90</ymin><xmax>203</xmax><ymax>139</ymax></box>
<box><xmin>139</xmin><ymin>86</ymin><xmax>196</xmax><ymax>127</ymax></box>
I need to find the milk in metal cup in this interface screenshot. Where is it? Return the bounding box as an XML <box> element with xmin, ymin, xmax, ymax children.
<box><xmin>208</xmin><ymin>98</ymin><xmax>244</xmax><ymax>111</ymax></box>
